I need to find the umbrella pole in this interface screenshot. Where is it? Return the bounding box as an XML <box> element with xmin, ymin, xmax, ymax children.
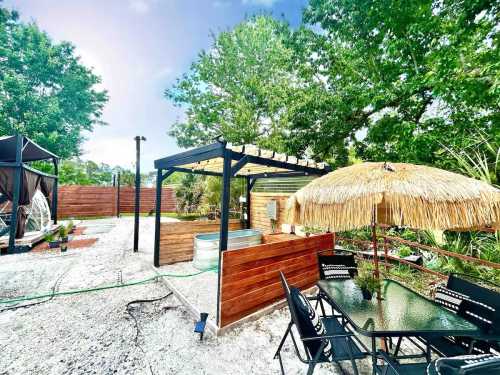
<box><xmin>371</xmin><ymin>208</ymin><xmax>380</xmax><ymax>279</ymax></box>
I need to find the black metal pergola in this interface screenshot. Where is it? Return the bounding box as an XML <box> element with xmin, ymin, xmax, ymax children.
<box><xmin>153</xmin><ymin>140</ymin><xmax>330</xmax><ymax>325</ymax></box>
<box><xmin>0</xmin><ymin>135</ymin><xmax>59</xmax><ymax>252</ymax></box>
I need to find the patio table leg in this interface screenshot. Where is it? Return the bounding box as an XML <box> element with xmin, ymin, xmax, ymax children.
<box><xmin>393</xmin><ymin>337</ymin><xmax>402</xmax><ymax>357</ymax></box>
<box><xmin>371</xmin><ymin>336</ymin><xmax>377</xmax><ymax>375</ymax></box>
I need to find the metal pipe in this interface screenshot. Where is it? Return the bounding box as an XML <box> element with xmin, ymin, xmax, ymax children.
<box><xmin>133</xmin><ymin>136</ymin><xmax>146</xmax><ymax>252</ymax></box>
<box><xmin>246</xmin><ymin>177</ymin><xmax>251</xmax><ymax>229</ymax></box>
<box><xmin>8</xmin><ymin>135</ymin><xmax>23</xmax><ymax>252</ymax></box>
<box><xmin>117</xmin><ymin>172</ymin><xmax>121</xmax><ymax>218</ymax></box>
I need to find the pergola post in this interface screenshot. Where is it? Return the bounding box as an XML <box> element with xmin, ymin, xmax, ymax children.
<box><xmin>52</xmin><ymin>158</ymin><xmax>59</xmax><ymax>224</ymax></box>
<box><xmin>217</xmin><ymin>147</ymin><xmax>231</xmax><ymax>326</ymax></box>
<box><xmin>154</xmin><ymin>168</ymin><xmax>174</xmax><ymax>267</ymax></box>
<box><xmin>8</xmin><ymin>134</ymin><xmax>23</xmax><ymax>252</ymax></box>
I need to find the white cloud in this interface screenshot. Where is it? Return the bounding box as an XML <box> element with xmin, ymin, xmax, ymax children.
<box><xmin>128</xmin><ymin>0</ymin><xmax>150</xmax><ymax>14</ymax></box>
<box><xmin>82</xmin><ymin>137</ymin><xmax>136</xmax><ymax>168</ymax></box>
<box><xmin>242</xmin><ymin>0</ymin><xmax>281</xmax><ymax>7</ymax></box>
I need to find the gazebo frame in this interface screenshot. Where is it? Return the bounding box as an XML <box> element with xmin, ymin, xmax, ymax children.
<box><xmin>153</xmin><ymin>140</ymin><xmax>330</xmax><ymax>325</ymax></box>
<box><xmin>0</xmin><ymin>134</ymin><xmax>59</xmax><ymax>252</ymax></box>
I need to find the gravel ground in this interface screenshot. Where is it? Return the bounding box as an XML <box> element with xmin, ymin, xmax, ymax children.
<box><xmin>0</xmin><ymin>217</ymin><xmax>409</xmax><ymax>375</ymax></box>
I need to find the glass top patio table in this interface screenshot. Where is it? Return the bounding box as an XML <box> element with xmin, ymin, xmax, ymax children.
<box><xmin>317</xmin><ymin>279</ymin><xmax>481</xmax><ymax>338</ymax></box>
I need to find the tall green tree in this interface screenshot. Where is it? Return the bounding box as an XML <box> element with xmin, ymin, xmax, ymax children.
<box><xmin>0</xmin><ymin>5</ymin><xmax>108</xmax><ymax>158</ymax></box>
<box><xmin>304</xmin><ymin>0</ymin><xmax>499</xmax><ymax>167</ymax></box>
<box><xmin>166</xmin><ymin>2</ymin><xmax>499</xmax><ymax>168</ymax></box>
<box><xmin>166</xmin><ymin>16</ymin><xmax>300</xmax><ymax>154</ymax></box>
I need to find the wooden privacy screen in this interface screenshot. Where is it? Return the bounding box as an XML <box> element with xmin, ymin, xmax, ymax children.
<box><xmin>158</xmin><ymin>219</ymin><xmax>242</xmax><ymax>265</ymax></box>
<box><xmin>58</xmin><ymin>186</ymin><xmax>117</xmax><ymax>218</ymax></box>
<box><xmin>57</xmin><ymin>185</ymin><xmax>176</xmax><ymax>218</ymax></box>
<box><xmin>250</xmin><ymin>192</ymin><xmax>291</xmax><ymax>232</ymax></box>
<box><xmin>118</xmin><ymin>186</ymin><xmax>176</xmax><ymax>214</ymax></box>
<box><xmin>220</xmin><ymin>233</ymin><xmax>334</xmax><ymax>327</ymax></box>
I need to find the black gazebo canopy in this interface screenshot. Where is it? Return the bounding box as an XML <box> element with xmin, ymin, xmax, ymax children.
<box><xmin>0</xmin><ymin>135</ymin><xmax>59</xmax><ymax>251</ymax></box>
<box><xmin>153</xmin><ymin>140</ymin><xmax>330</xmax><ymax>325</ymax></box>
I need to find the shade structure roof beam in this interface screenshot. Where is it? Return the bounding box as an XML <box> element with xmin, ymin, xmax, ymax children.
<box><xmin>154</xmin><ymin>143</ymin><xmax>225</xmax><ymax>170</ymax></box>
<box><xmin>0</xmin><ymin>135</ymin><xmax>58</xmax><ymax>163</ymax></box>
<box><xmin>154</xmin><ymin>142</ymin><xmax>331</xmax><ymax>177</ymax></box>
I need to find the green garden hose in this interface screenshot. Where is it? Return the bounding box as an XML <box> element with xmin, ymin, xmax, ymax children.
<box><xmin>0</xmin><ymin>267</ymin><xmax>217</xmax><ymax>306</ymax></box>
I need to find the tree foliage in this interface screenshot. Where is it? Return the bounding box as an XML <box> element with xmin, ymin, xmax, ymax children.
<box><xmin>0</xmin><ymin>4</ymin><xmax>108</xmax><ymax>158</ymax></box>
<box><xmin>166</xmin><ymin>2</ymin><xmax>499</xmax><ymax>168</ymax></box>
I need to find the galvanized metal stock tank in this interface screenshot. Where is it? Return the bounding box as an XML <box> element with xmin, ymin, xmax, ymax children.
<box><xmin>193</xmin><ymin>229</ymin><xmax>263</xmax><ymax>270</ymax></box>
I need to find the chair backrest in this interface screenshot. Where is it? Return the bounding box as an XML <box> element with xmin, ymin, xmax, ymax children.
<box><xmin>447</xmin><ymin>274</ymin><xmax>500</xmax><ymax>335</ymax></box>
<box><xmin>279</xmin><ymin>271</ymin><xmax>329</xmax><ymax>360</ymax></box>
<box><xmin>279</xmin><ymin>271</ymin><xmax>301</xmax><ymax>331</ymax></box>
<box><xmin>317</xmin><ymin>253</ymin><xmax>357</xmax><ymax>280</ymax></box>
<box><xmin>435</xmin><ymin>354</ymin><xmax>500</xmax><ymax>374</ymax></box>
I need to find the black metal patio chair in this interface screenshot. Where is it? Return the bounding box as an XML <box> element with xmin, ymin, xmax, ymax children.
<box><xmin>427</xmin><ymin>354</ymin><xmax>500</xmax><ymax>375</ymax></box>
<box><xmin>376</xmin><ymin>352</ymin><xmax>500</xmax><ymax>375</ymax></box>
<box><xmin>418</xmin><ymin>274</ymin><xmax>500</xmax><ymax>357</ymax></box>
<box><xmin>317</xmin><ymin>252</ymin><xmax>358</xmax><ymax>280</ymax></box>
<box><xmin>376</xmin><ymin>351</ymin><xmax>500</xmax><ymax>375</ymax></box>
<box><xmin>274</xmin><ymin>271</ymin><xmax>367</xmax><ymax>375</ymax></box>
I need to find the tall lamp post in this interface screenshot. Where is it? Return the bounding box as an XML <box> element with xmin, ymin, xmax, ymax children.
<box><xmin>133</xmin><ymin>136</ymin><xmax>146</xmax><ymax>252</ymax></box>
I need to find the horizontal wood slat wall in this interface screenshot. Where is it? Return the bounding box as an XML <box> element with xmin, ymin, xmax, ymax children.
<box><xmin>250</xmin><ymin>192</ymin><xmax>291</xmax><ymax>233</ymax></box>
<box><xmin>57</xmin><ymin>185</ymin><xmax>176</xmax><ymax>218</ymax></box>
<box><xmin>219</xmin><ymin>233</ymin><xmax>334</xmax><ymax>327</ymax></box>
<box><xmin>57</xmin><ymin>186</ymin><xmax>116</xmax><ymax>218</ymax></box>
<box><xmin>118</xmin><ymin>187</ymin><xmax>176</xmax><ymax>214</ymax></box>
<box><xmin>158</xmin><ymin>219</ymin><xmax>242</xmax><ymax>265</ymax></box>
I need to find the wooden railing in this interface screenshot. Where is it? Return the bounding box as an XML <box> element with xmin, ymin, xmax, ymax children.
<box><xmin>336</xmin><ymin>230</ymin><xmax>499</xmax><ymax>280</ymax></box>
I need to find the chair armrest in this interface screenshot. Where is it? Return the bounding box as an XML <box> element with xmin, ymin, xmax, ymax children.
<box><xmin>306</xmin><ymin>295</ymin><xmax>320</xmax><ymax>301</ymax></box>
<box><xmin>301</xmin><ymin>332</ymin><xmax>355</xmax><ymax>342</ymax></box>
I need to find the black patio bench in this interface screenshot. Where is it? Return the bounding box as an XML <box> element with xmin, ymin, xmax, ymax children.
<box><xmin>418</xmin><ymin>273</ymin><xmax>500</xmax><ymax>357</ymax></box>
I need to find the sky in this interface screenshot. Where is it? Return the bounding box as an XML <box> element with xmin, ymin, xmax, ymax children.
<box><xmin>4</xmin><ymin>0</ymin><xmax>308</xmax><ymax>172</ymax></box>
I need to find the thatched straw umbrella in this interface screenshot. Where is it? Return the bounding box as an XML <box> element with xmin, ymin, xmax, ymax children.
<box><xmin>286</xmin><ymin>162</ymin><xmax>500</xmax><ymax>277</ymax></box>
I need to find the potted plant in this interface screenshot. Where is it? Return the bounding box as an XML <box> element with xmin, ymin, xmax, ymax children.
<box><xmin>59</xmin><ymin>225</ymin><xmax>70</xmax><ymax>243</ymax></box>
<box><xmin>67</xmin><ymin>220</ymin><xmax>75</xmax><ymax>234</ymax></box>
<box><xmin>354</xmin><ymin>262</ymin><xmax>380</xmax><ymax>300</ymax></box>
<box><xmin>45</xmin><ymin>233</ymin><xmax>60</xmax><ymax>249</ymax></box>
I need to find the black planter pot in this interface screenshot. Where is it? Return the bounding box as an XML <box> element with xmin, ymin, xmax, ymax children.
<box><xmin>60</xmin><ymin>244</ymin><xmax>68</xmax><ymax>252</ymax></box>
<box><xmin>61</xmin><ymin>236</ymin><xmax>69</xmax><ymax>243</ymax></box>
<box><xmin>361</xmin><ymin>288</ymin><xmax>373</xmax><ymax>300</ymax></box>
<box><xmin>49</xmin><ymin>240</ymin><xmax>61</xmax><ymax>249</ymax></box>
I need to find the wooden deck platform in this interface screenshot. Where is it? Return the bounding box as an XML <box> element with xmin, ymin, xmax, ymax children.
<box><xmin>0</xmin><ymin>224</ymin><xmax>62</xmax><ymax>251</ymax></box>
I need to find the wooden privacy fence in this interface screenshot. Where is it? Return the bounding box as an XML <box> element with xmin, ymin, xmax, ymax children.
<box><xmin>219</xmin><ymin>233</ymin><xmax>334</xmax><ymax>327</ymax></box>
<box><xmin>158</xmin><ymin>219</ymin><xmax>242</xmax><ymax>265</ymax></box>
<box><xmin>118</xmin><ymin>186</ymin><xmax>176</xmax><ymax>214</ymax></box>
<box><xmin>57</xmin><ymin>185</ymin><xmax>176</xmax><ymax>218</ymax></box>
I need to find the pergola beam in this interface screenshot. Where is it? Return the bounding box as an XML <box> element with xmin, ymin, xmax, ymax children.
<box><xmin>170</xmin><ymin>166</ymin><xmax>223</xmax><ymax>177</ymax></box>
<box><xmin>231</xmin><ymin>155</ymin><xmax>249</xmax><ymax>176</ymax></box>
<box><xmin>154</xmin><ymin>142</ymin><xmax>225</xmax><ymax>170</ymax></box>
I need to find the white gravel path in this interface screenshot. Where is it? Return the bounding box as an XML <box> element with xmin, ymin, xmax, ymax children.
<box><xmin>0</xmin><ymin>217</ymin><xmax>382</xmax><ymax>374</ymax></box>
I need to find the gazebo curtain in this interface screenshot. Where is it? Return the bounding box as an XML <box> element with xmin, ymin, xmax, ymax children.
<box><xmin>0</xmin><ymin>167</ymin><xmax>55</xmax><ymax>238</ymax></box>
